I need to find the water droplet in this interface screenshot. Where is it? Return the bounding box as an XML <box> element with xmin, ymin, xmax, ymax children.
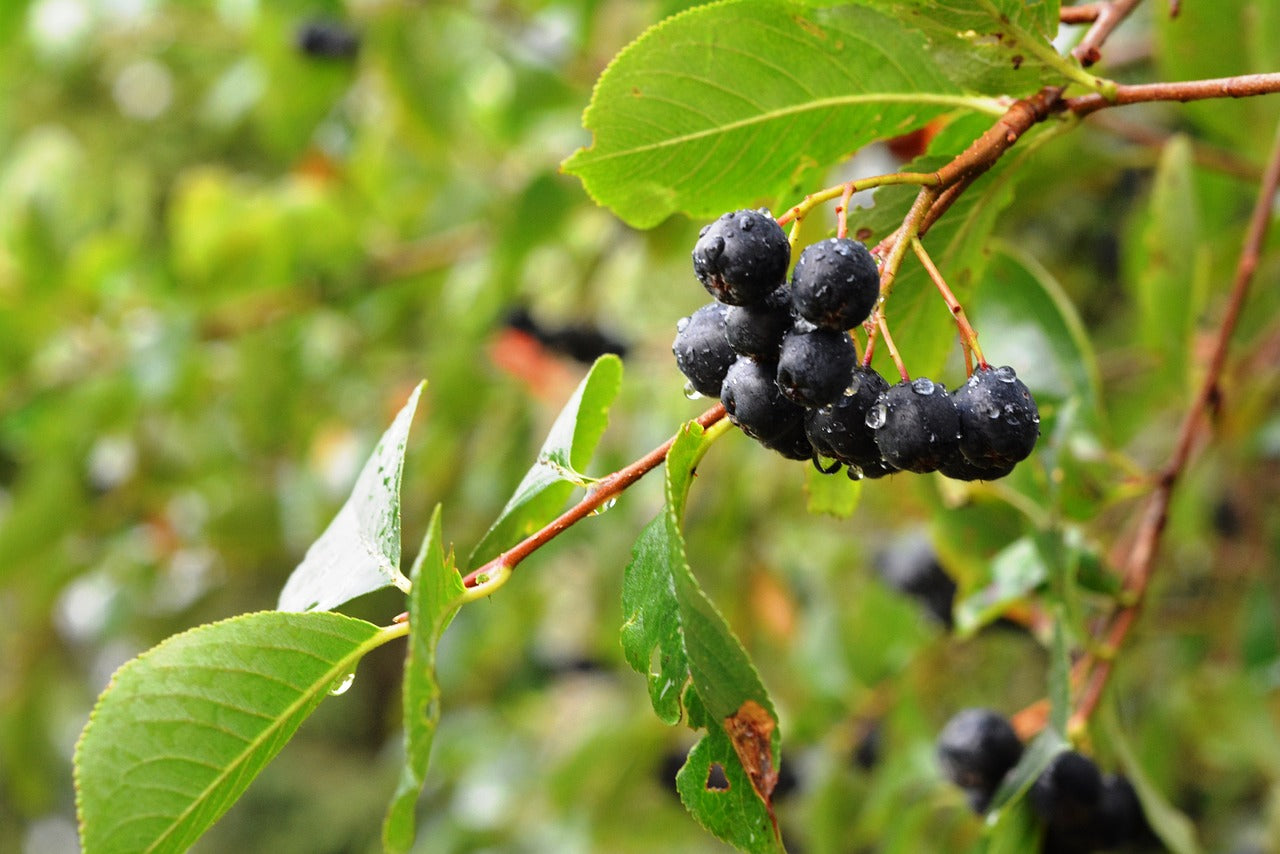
<box><xmin>329</xmin><ymin>670</ymin><xmax>356</xmax><ymax>696</ymax></box>
<box><xmin>847</xmin><ymin>465</ymin><xmax>864</xmax><ymax>481</ymax></box>
<box><xmin>683</xmin><ymin>381</ymin><xmax>703</xmax><ymax>400</ymax></box>
<box><xmin>590</xmin><ymin>497</ymin><xmax>619</xmax><ymax>516</ymax></box>
<box><xmin>738</xmin><ymin>214</ymin><xmax>754</xmax><ymax>231</ymax></box>
<box><xmin>676</xmin><ymin>316</ymin><xmax>690</xmax><ymax>333</ymax></box>
<box><xmin>994</xmin><ymin>365</ymin><xmax>1017</xmax><ymax>383</ymax></box>
<box><xmin>1007</xmin><ymin>416</ymin><xmax>1020</xmax><ymax>426</ymax></box>
<box><xmin>911</xmin><ymin>377</ymin><xmax>936</xmax><ymax>395</ymax></box>
<box><xmin>980</xmin><ymin>401</ymin><xmax>1001</xmax><ymax>419</ymax></box>
<box><xmin>865</xmin><ymin>403</ymin><xmax>887</xmax><ymax>429</ymax></box>
<box><xmin>703</xmin><ymin>235</ymin><xmax>725</xmax><ymax>261</ymax></box>
<box><xmin>1031</xmin><ymin>413</ymin><xmax>1041</xmax><ymax>424</ymax></box>
<box><xmin>699</xmin><ymin>225</ymin><xmax>710</xmax><ymax>237</ymax></box>
<box><xmin>928</xmin><ymin>433</ymin><xmax>937</xmax><ymax>444</ymax></box>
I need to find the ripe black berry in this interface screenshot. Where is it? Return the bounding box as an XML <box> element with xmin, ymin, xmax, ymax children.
<box><xmin>936</xmin><ymin>708</ymin><xmax>1023</xmax><ymax>796</ymax></box>
<box><xmin>805</xmin><ymin>366</ymin><xmax>896</xmax><ymax>478</ymax></box>
<box><xmin>953</xmin><ymin>365</ymin><xmax>1040</xmax><ymax>468</ymax></box>
<box><xmin>721</xmin><ymin>357</ymin><xmax>804</xmax><ymax>442</ymax></box>
<box><xmin>875</xmin><ymin>535</ymin><xmax>957</xmax><ymax>627</ymax></box>
<box><xmin>776</xmin><ymin>326</ymin><xmax>857</xmax><ymax>408</ymax></box>
<box><xmin>1095</xmin><ymin>773</ymin><xmax>1150</xmax><ymax>849</ymax></box>
<box><xmin>869</xmin><ymin>378</ymin><xmax>961</xmax><ymax>473</ymax></box>
<box><xmin>790</xmin><ymin>237</ymin><xmax>880</xmax><ymax>329</ymax></box>
<box><xmin>672</xmin><ymin>302</ymin><xmax>736</xmax><ymax>398</ymax></box>
<box><xmin>761</xmin><ymin>420</ymin><xmax>814</xmax><ymax>461</ymax></box>
<box><xmin>692</xmin><ymin>210</ymin><xmax>790</xmax><ymax>306</ymax></box>
<box><xmin>1030</xmin><ymin>750</ymin><xmax>1103</xmax><ymax>829</ymax></box>
<box><xmin>295</xmin><ymin>19</ymin><xmax>361</xmax><ymax>59</ymax></box>
<box><xmin>725</xmin><ymin>284</ymin><xmax>793</xmax><ymax>361</ymax></box>
<box><xmin>937</xmin><ymin>450</ymin><xmax>1017</xmax><ymax>482</ymax></box>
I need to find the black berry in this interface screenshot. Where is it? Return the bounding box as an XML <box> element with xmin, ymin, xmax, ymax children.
<box><xmin>875</xmin><ymin>535</ymin><xmax>957</xmax><ymax>627</ymax></box>
<box><xmin>672</xmin><ymin>302</ymin><xmax>736</xmax><ymax>398</ymax></box>
<box><xmin>953</xmin><ymin>365</ymin><xmax>1040</xmax><ymax>468</ymax></box>
<box><xmin>869</xmin><ymin>378</ymin><xmax>962</xmax><ymax>473</ymax></box>
<box><xmin>721</xmin><ymin>357</ymin><xmax>804</xmax><ymax>442</ymax></box>
<box><xmin>1095</xmin><ymin>773</ymin><xmax>1149</xmax><ymax>849</ymax></box>
<box><xmin>776</xmin><ymin>326</ymin><xmax>857</xmax><ymax>408</ymax></box>
<box><xmin>761</xmin><ymin>420</ymin><xmax>815</xmax><ymax>461</ymax></box>
<box><xmin>805</xmin><ymin>366</ymin><xmax>896</xmax><ymax>478</ymax></box>
<box><xmin>937</xmin><ymin>450</ymin><xmax>1017</xmax><ymax>482</ymax></box>
<box><xmin>692</xmin><ymin>210</ymin><xmax>790</xmax><ymax>306</ymax></box>
<box><xmin>725</xmin><ymin>284</ymin><xmax>793</xmax><ymax>360</ymax></box>
<box><xmin>295</xmin><ymin>20</ymin><xmax>361</xmax><ymax>59</ymax></box>
<box><xmin>790</xmin><ymin>237</ymin><xmax>880</xmax><ymax>329</ymax></box>
<box><xmin>936</xmin><ymin>708</ymin><xmax>1023</xmax><ymax>796</ymax></box>
<box><xmin>1030</xmin><ymin>750</ymin><xmax>1103</xmax><ymax>830</ymax></box>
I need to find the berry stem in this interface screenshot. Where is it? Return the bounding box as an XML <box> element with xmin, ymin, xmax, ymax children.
<box><xmin>835</xmin><ymin>181</ymin><xmax>855</xmax><ymax>240</ymax></box>
<box><xmin>876</xmin><ymin>186</ymin><xmax>938</xmax><ymax>302</ymax></box>
<box><xmin>875</xmin><ymin>314</ymin><xmax>910</xmax><ymax>382</ymax></box>
<box><xmin>1067</xmin><ymin>115</ymin><xmax>1280</xmax><ymax>731</ymax></box>
<box><xmin>776</xmin><ymin>171</ymin><xmax>939</xmax><ymax>228</ymax></box>
<box><xmin>460</xmin><ymin>403</ymin><xmax>728</xmax><ymax>589</ymax></box>
<box><xmin>910</xmin><ymin>237</ymin><xmax>987</xmax><ymax>369</ymax></box>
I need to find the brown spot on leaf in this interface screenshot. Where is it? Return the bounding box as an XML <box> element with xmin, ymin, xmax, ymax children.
<box><xmin>791</xmin><ymin>15</ymin><xmax>826</xmax><ymax>39</ymax></box>
<box><xmin>631</xmin><ymin>87</ymin><xmax>642</xmax><ymax>97</ymax></box>
<box><xmin>855</xmin><ymin>227</ymin><xmax>874</xmax><ymax>242</ymax></box>
<box><xmin>724</xmin><ymin>700</ymin><xmax>779</xmax><ymax>803</ymax></box>
<box><xmin>1011</xmin><ymin>54</ymin><xmax>1024</xmax><ymax>70</ymax></box>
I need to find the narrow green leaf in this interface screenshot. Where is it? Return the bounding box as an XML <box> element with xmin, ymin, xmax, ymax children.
<box><xmin>1048</xmin><ymin>618</ymin><xmax>1070</xmax><ymax>735</ymax></box>
<box><xmin>469</xmin><ymin>354</ymin><xmax>623</xmax><ymax>567</ymax></box>
<box><xmin>979</xmin><ymin>798</ymin><xmax>1042</xmax><ymax>854</ymax></box>
<box><xmin>980</xmin><ymin>244</ymin><xmax>1104</xmax><ymax>425</ymax></box>
<box><xmin>954</xmin><ymin>536</ymin><xmax>1048</xmax><ymax>636</ymax></box>
<box><xmin>1128</xmin><ymin>136</ymin><xmax>1207</xmax><ymax>392</ymax></box>
<box><xmin>75</xmin><ymin>612</ymin><xmax>389</xmax><ymax>854</ymax></box>
<box><xmin>383</xmin><ymin>506</ymin><xmax>466</xmax><ymax>853</ymax></box>
<box><xmin>1099</xmin><ymin>705</ymin><xmax>1202</xmax><ymax>854</ymax></box>
<box><xmin>804</xmin><ymin>464</ymin><xmax>862</xmax><ymax>518</ymax></box>
<box><xmin>564</xmin><ymin>0</ymin><xmax>1001</xmax><ymax>228</ymax></box>
<box><xmin>278</xmin><ymin>382</ymin><xmax>425</xmax><ymax>613</ymax></box>
<box><xmin>621</xmin><ymin>421</ymin><xmax>783</xmax><ymax>852</ymax></box>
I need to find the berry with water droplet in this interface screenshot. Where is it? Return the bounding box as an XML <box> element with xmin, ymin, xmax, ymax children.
<box><xmin>871</xmin><ymin>379</ymin><xmax>961</xmax><ymax>473</ymax></box>
<box><xmin>721</xmin><ymin>357</ymin><xmax>804</xmax><ymax>441</ymax></box>
<box><xmin>672</xmin><ymin>302</ymin><xmax>736</xmax><ymax>398</ymax></box>
<box><xmin>791</xmin><ymin>237</ymin><xmax>880</xmax><ymax>329</ymax></box>
<box><xmin>805</xmin><ymin>366</ymin><xmax>895</xmax><ymax>478</ymax></box>
<box><xmin>693</xmin><ymin>210</ymin><xmax>790</xmax><ymax>306</ymax></box>
<box><xmin>953</xmin><ymin>365</ymin><xmax>1039</xmax><ymax>469</ymax></box>
<box><xmin>776</xmin><ymin>325</ymin><xmax>856</xmax><ymax>407</ymax></box>
<box><xmin>725</xmin><ymin>284</ymin><xmax>793</xmax><ymax>360</ymax></box>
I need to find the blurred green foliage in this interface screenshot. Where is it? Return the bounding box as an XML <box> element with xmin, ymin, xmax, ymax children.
<box><xmin>2</xmin><ymin>1</ymin><xmax>1279</xmax><ymax>852</ymax></box>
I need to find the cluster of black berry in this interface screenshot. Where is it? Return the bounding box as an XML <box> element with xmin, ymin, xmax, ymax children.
<box><xmin>672</xmin><ymin>209</ymin><xmax>1041</xmax><ymax>480</ymax></box>
<box><xmin>936</xmin><ymin>709</ymin><xmax>1151</xmax><ymax>852</ymax></box>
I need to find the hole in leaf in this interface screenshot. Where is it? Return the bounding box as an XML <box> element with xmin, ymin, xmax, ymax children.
<box><xmin>706</xmin><ymin>763</ymin><xmax>730</xmax><ymax>791</ymax></box>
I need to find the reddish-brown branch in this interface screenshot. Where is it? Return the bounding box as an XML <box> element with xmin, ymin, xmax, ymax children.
<box><xmin>1068</xmin><ymin>118</ymin><xmax>1280</xmax><ymax>729</ymax></box>
<box><xmin>461</xmin><ymin>404</ymin><xmax>727</xmax><ymax>588</ymax></box>
<box><xmin>1060</xmin><ymin>3</ymin><xmax>1103</xmax><ymax>24</ymax></box>
<box><xmin>1067</xmin><ymin>73</ymin><xmax>1280</xmax><ymax>116</ymax></box>
<box><xmin>1072</xmin><ymin>0</ymin><xmax>1143</xmax><ymax>66</ymax></box>
<box><xmin>934</xmin><ymin>87</ymin><xmax>1065</xmax><ymax>188</ymax></box>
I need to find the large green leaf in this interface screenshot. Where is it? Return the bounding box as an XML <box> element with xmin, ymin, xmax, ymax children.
<box><xmin>469</xmin><ymin>354</ymin><xmax>623</xmax><ymax>567</ymax></box>
<box><xmin>75</xmin><ymin>612</ymin><xmax>390</xmax><ymax>854</ymax></box>
<box><xmin>954</xmin><ymin>535</ymin><xmax>1049</xmax><ymax>636</ymax></box>
<box><xmin>564</xmin><ymin>0</ymin><xmax>1003</xmax><ymax>228</ymax></box>
<box><xmin>621</xmin><ymin>421</ymin><xmax>783</xmax><ymax>852</ymax></box>
<box><xmin>277</xmin><ymin>382</ymin><xmax>425</xmax><ymax>613</ymax></box>
<box><xmin>383</xmin><ymin>506</ymin><xmax>466</xmax><ymax>852</ymax></box>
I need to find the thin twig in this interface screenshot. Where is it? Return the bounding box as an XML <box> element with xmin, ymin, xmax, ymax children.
<box><xmin>461</xmin><ymin>404</ymin><xmax>728</xmax><ymax>587</ymax></box>
<box><xmin>910</xmin><ymin>238</ymin><xmax>986</xmax><ymax>369</ymax></box>
<box><xmin>1068</xmin><ymin>117</ymin><xmax>1280</xmax><ymax>730</ymax></box>
<box><xmin>1060</xmin><ymin>3</ymin><xmax>1103</xmax><ymax>24</ymax></box>
<box><xmin>875</xmin><ymin>314</ymin><xmax>909</xmax><ymax>382</ymax></box>
<box><xmin>1066</xmin><ymin>73</ymin><xmax>1280</xmax><ymax>116</ymax></box>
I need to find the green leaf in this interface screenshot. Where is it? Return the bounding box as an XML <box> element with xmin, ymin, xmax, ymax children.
<box><xmin>1098</xmin><ymin>705</ymin><xmax>1202</xmax><ymax>854</ymax></box>
<box><xmin>383</xmin><ymin>506</ymin><xmax>466</xmax><ymax>853</ymax></box>
<box><xmin>804</xmin><ymin>464</ymin><xmax>862</xmax><ymax>518</ymax></box>
<box><xmin>621</xmin><ymin>421</ymin><xmax>783</xmax><ymax>852</ymax></box>
<box><xmin>1048</xmin><ymin>618</ymin><xmax>1071</xmax><ymax>735</ymax></box>
<box><xmin>954</xmin><ymin>536</ymin><xmax>1049</xmax><ymax>636</ymax></box>
<box><xmin>1126</xmin><ymin>136</ymin><xmax>1208</xmax><ymax>392</ymax></box>
<box><xmin>277</xmin><ymin>382</ymin><xmax>425</xmax><ymax>613</ymax></box>
<box><xmin>469</xmin><ymin>354</ymin><xmax>623</xmax><ymax>567</ymax></box>
<box><xmin>984</xmin><ymin>726</ymin><xmax>1068</xmax><ymax>819</ymax></box>
<box><xmin>980</xmin><ymin>243</ymin><xmax>1105</xmax><ymax>425</ymax></box>
<box><xmin>563</xmin><ymin>0</ymin><xmax>1003</xmax><ymax>228</ymax></box>
<box><xmin>75</xmin><ymin>612</ymin><xmax>389</xmax><ymax>854</ymax></box>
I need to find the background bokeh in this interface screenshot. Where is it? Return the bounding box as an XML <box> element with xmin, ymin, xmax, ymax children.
<box><xmin>1</xmin><ymin>1</ymin><xmax>1278</xmax><ymax>852</ymax></box>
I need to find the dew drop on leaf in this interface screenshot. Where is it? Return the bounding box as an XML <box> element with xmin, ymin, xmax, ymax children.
<box><xmin>329</xmin><ymin>670</ymin><xmax>356</xmax><ymax>696</ymax></box>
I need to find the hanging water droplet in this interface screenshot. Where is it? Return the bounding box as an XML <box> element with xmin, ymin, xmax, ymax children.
<box><xmin>683</xmin><ymin>381</ymin><xmax>703</xmax><ymax>400</ymax></box>
<box><xmin>1031</xmin><ymin>413</ymin><xmax>1041</xmax><ymax>424</ymax></box>
<box><xmin>676</xmin><ymin>315</ymin><xmax>691</xmax><ymax>333</ymax></box>
<box><xmin>590</xmin><ymin>497</ymin><xmax>619</xmax><ymax>516</ymax></box>
<box><xmin>865</xmin><ymin>403</ymin><xmax>888</xmax><ymax>429</ymax></box>
<box><xmin>329</xmin><ymin>670</ymin><xmax>356</xmax><ymax>696</ymax></box>
<box><xmin>994</xmin><ymin>365</ymin><xmax>1017</xmax><ymax>383</ymax></box>
<box><xmin>911</xmin><ymin>377</ymin><xmax>936</xmax><ymax>395</ymax></box>
<box><xmin>847</xmin><ymin>465</ymin><xmax>865</xmax><ymax>481</ymax></box>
